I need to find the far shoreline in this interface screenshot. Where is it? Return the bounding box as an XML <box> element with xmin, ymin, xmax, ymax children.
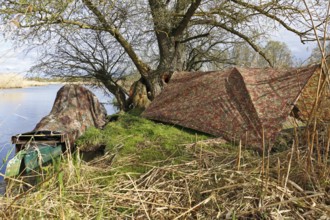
<box><xmin>0</xmin><ymin>74</ymin><xmax>89</xmax><ymax>89</ymax></box>
<box><xmin>0</xmin><ymin>81</ymin><xmax>63</xmax><ymax>89</ymax></box>
<box><xmin>0</xmin><ymin>74</ymin><xmax>58</xmax><ymax>89</ymax></box>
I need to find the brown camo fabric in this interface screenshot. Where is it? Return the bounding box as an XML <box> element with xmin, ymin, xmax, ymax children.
<box><xmin>296</xmin><ymin>69</ymin><xmax>330</xmax><ymax>121</ymax></box>
<box><xmin>34</xmin><ymin>85</ymin><xmax>107</xmax><ymax>148</ymax></box>
<box><xmin>142</xmin><ymin>65</ymin><xmax>321</xmax><ymax>149</ymax></box>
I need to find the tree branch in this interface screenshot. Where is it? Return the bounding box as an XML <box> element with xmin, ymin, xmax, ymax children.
<box><xmin>171</xmin><ymin>0</ymin><xmax>202</xmax><ymax>37</ymax></box>
<box><xmin>82</xmin><ymin>0</ymin><xmax>150</xmax><ymax>76</ymax></box>
<box><xmin>193</xmin><ymin>19</ymin><xmax>273</xmax><ymax>67</ymax></box>
<box><xmin>179</xmin><ymin>33</ymin><xmax>210</xmax><ymax>43</ymax></box>
<box><xmin>229</xmin><ymin>0</ymin><xmax>309</xmax><ymax>38</ymax></box>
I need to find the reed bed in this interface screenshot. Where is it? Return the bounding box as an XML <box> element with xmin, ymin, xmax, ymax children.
<box><xmin>0</xmin><ymin>74</ymin><xmax>55</xmax><ymax>89</ymax></box>
<box><xmin>0</xmin><ymin>140</ymin><xmax>329</xmax><ymax>219</ymax></box>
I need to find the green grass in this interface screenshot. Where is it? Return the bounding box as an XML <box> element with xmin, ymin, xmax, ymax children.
<box><xmin>76</xmin><ymin>113</ymin><xmax>210</xmax><ymax>173</ymax></box>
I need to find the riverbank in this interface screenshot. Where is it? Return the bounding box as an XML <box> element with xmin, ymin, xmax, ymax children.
<box><xmin>1</xmin><ymin>113</ymin><xmax>329</xmax><ymax>219</ymax></box>
<box><xmin>0</xmin><ymin>74</ymin><xmax>61</xmax><ymax>89</ymax></box>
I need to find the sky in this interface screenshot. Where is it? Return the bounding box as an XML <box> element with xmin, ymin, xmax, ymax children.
<box><xmin>0</xmin><ymin>30</ymin><xmax>316</xmax><ymax>75</ymax></box>
<box><xmin>0</xmin><ymin>36</ymin><xmax>38</xmax><ymax>74</ymax></box>
<box><xmin>271</xmin><ymin>29</ymin><xmax>315</xmax><ymax>64</ymax></box>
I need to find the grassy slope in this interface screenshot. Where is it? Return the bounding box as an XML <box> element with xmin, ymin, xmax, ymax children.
<box><xmin>76</xmin><ymin>113</ymin><xmax>210</xmax><ymax>173</ymax></box>
<box><xmin>1</xmin><ymin>114</ymin><xmax>329</xmax><ymax>219</ymax></box>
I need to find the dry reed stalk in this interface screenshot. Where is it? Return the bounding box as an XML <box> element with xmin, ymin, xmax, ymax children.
<box><xmin>265</xmin><ymin>147</ymin><xmax>270</xmax><ymax>198</ymax></box>
<box><xmin>278</xmin><ymin>142</ymin><xmax>294</xmax><ymax>211</ymax></box>
<box><xmin>326</xmin><ymin>129</ymin><xmax>330</xmax><ymax>167</ymax></box>
<box><xmin>259</xmin><ymin>127</ymin><xmax>266</xmax><ymax>208</ymax></box>
<box><xmin>307</xmin><ymin>130</ymin><xmax>314</xmax><ymax>173</ymax></box>
<box><xmin>277</xmin><ymin>158</ymin><xmax>281</xmax><ymax>185</ymax></box>
<box><xmin>173</xmin><ymin>194</ymin><xmax>214</xmax><ymax>220</ymax></box>
<box><xmin>236</xmin><ymin>140</ymin><xmax>241</xmax><ymax>171</ymax></box>
<box><xmin>127</xmin><ymin>174</ymin><xmax>151</xmax><ymax>220</ymax></box>
<box><xmin>293</xmin><ymin>119</ymin><xmax>300</xmax><ymax>161</ymax></box>
<box><xmin>315</xmin><ymin>130</ymin><xmax>322</xmax><ymax>165</ymax></box>
<box><xmin>302</xmin><ymin>1</ymin><xmax>330</xmax><ymax>189</ymax></box>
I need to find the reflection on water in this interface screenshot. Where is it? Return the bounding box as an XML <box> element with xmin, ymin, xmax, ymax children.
<box><xmin>0</xmin><ymin>91</ymin><xmax>25</xmax><ymax>103</ymax></box>
<box><xmin>0</xmin><ymin>84</ymin><xmax>115</xmax><ymax>194</ymax></box>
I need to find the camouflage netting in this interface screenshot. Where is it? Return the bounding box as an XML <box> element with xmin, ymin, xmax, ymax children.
<box><xmin>34</xmin><ymin>85</ymin><xmax>107</xmax><ymax>150</ymax></box>
<box><xmin>143</xmin><ymin>65</ymin><xmax>322</xmax><ymax>149</ymax></box>
<box><xmin>296</xmin><ymin>68</ymin><xmax>330</xmax><ymax>121</ymax></box>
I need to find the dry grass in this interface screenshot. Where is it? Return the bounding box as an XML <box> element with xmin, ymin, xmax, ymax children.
<box><xmin>0</xmin><ymin>139</ymin><xmax>329</xmax><ymax>219</ymax></box>
<box><xmin>0</xmin><ymin>74</ymin><xmax>55</xmax><ymax>89</ymax></box>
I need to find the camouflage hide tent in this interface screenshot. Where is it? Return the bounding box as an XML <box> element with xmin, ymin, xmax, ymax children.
<box><xmin>143</xmin><ymin>65</ymin><xmax>330</xmax><ymax>149</ymax></box>
<box><xmin>34</xmin><ymin>84</ymin><xmax>107</xmax><ymax>150</ymax></box>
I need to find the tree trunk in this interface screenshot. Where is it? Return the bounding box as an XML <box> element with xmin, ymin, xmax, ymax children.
<box><xmin>114</xmin><ymin>87</ymin><xmax>131</xmax><ymax>112</ymax></box>
<box><xmin>129</xmin><ymin>79</ymin><xmax>151</xmax><ymax>110</ymax></box>
<box><xmin>96</xmin><ymin>73</ymin><xmax>131</xmax><ymax>112</ymax></box>
<box><xmin>146</xmin><ymin>72</ymin><xmax>164</xmax><ymax>100</ymax></box>
<box><xmin>144</xmin><ymin>35</ymin><xmax>186</xmax><ymax>100</ymax></box>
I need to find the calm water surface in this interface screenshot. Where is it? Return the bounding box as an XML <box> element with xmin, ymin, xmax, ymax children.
<box><xmin>0</xmin><ymin>84</ymin><xmax>115</xmax><ymax>193</ymax></box>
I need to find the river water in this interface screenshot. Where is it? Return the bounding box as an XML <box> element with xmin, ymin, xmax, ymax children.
<box><xmin>0</xmin><ymin>84</ymin><xmax>115</xmax><ymax>193</ymax></box>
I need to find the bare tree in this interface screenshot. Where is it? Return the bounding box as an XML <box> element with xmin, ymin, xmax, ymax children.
<box><xmin>258</xmin><ymin>41</ymin><xmax>294</xmax><ymax>68</ymax></box>
<box><xmin>309</xmin><ymin>42</ymin><xmax>330</xmax><ymax>64</ymax></box>
<box><xmin>230</xmin><ymin>42</ymin><xmax>261</xmax><ymax>68</ymax></box>
<box><xmin>0</xmin><ymin>0</ymin><xmax>327</xmax><ymax>109</ymax></box>
<box><xmin>33</xmin><ymin>30</ymin><xmax>132</xmax><ymax>111</ymax></box>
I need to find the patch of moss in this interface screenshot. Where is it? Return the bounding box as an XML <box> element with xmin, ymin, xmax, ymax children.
<box><xmin>77</xmin><ymin>113</ymin><xmax>210</xmax><ymax>173</ymax></box>
<box><xmin>75</xmin><ymin>127</ymin><xmax>104</xmax><ymax>151</ymax></box>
